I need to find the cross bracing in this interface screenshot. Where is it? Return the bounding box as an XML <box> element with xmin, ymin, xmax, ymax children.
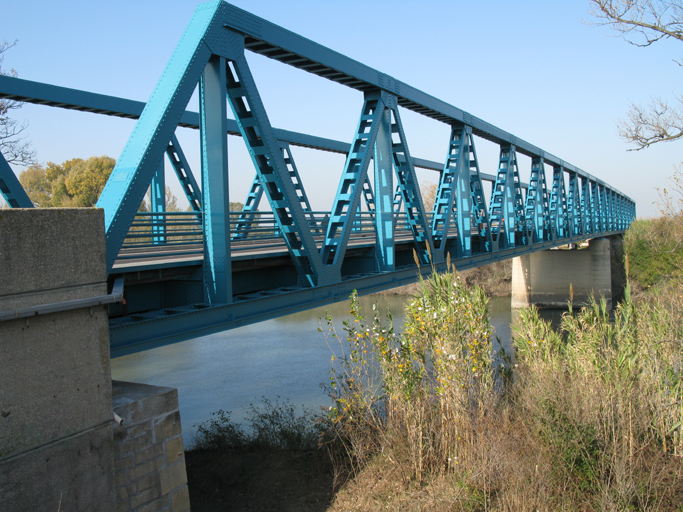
<box><xmin>0</xmin><ymin>1</ymin><xmax>635</xmax><ymax>355</ymax></box>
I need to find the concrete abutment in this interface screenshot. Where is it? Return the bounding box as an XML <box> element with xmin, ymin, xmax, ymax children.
<box><xmin>0</xmin><ymin>208</ymin><xmax>190</xmax><ymax>512</ymax></box>
<box><xmin>511</xmin><ymin>236</ymin><xmax>625</xmax><ymax>309</ymax></box>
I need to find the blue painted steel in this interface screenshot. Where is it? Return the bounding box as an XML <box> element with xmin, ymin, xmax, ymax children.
<box><xmin>321</xmin><ymin>92</ymin><xmax>384</xmax><ymax>271</ymax></box>
<box><xmin>151</xmin><ymin>160</ymin><xmax>166</xmax><ymax>244</ymax></box>
<box><xmin>600</xmin><ymin>185</ymin><xmax>608</xmax><ymax>233</ymax></box>
<box><xmin>166</xmin><ymin>133</ymin><xmax>202</xmax><ymax>213</ymax></box>
<box><xmin>225</xmin><ymin>51</ymin><xmax>324</xmax><ymax>286</ymax></box>
<box><xmin>232</xmin><ymin>142</ymin><xmax>312</xmax><ymax>241</ymax></box>
<box><xmin>567</xmin><ymin>172</ymin><xmax>580</xmax><ymax>236</ymax></box>
<box><xmin>201</xmin><ymin>55</ymin><xmax>232</xmax><ymax>304</ymax></box>
<box><xmin>0</xmin><ymin>151</ymin><xmax>33</xmax><ymax>208</ymax></box>
<box><xmin>591</xmin><ymin>181</ymin><xmax>600</xmax><ymax>234</ymax></box>
<box><xmin>373</xmin><ymin>103</ymin><xmax>394</xmax><ymax>272</ymax></box>
<box><xmin>392</xmin><ymin>185</ymin><xmax>403</xmax><ymax>222</ymax></box>
<box><xmin>0</xmin><ymin>76</ymin><xmax>516</xmax><ymax>183</ymax></box>
<box><xmin>489</xmin><ymin>145</ymin><xmax>524</xmax><ymax>249</ymax></box>
<box><xmin>232</xmin><ymin>175</ymin><xmax>263</xmax><ymax>240</ymax></box>
<box><xmin>388</xmin><ymin>106</ymin><xmax>433</xmax><ymax>264</ymax></box>
<box><xmin>432</xmin><ymin>125</ymin><xmax>466</xmax><ymax>254</ymax></box>
<box><xmin>0</xmin><ymin>2</ymin><xmax>638</xmax><ymax>356</ymax></box>
<box><xmin>510</xmin><ymin>149</ymin><xmax>528</xmax><ymax>247</ymax></box>
<box><xmin>282</xmin><ymin>143</ymin><xmax>313</xmax><ymax>213</ymax></box>
<box><xmin>95</xmin><ymin>2</ymin><xmax>218</xmax><ymax>271</ymax></box>
<box><xmin>549</xmin><ymin>166</ymin><xmax>567</xmax><ymax>239</ymax></box>
<box><xmin>524</xmin><ymin>157</ymin><xmax>550</xmax><ymax>243</ymax></box>
<box><xmin>360</xmin><ymin>175</ymin><xmax>376</xmax><ymax>215</ymax></box>
<box><xmin>466</xmin><ymin>134</ymin><xmax>492</xmax><ymax>253</ymax></box>
<box><xmin>581</xmin><ymin>177</ymin><xmax>591</xmax><ymax>234</ymax></box>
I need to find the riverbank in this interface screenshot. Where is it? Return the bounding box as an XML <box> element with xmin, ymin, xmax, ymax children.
<box><xmin>184</xmin><ymin>271</ymin><xmax>683</xmax><ymax>511</ymax></box>
<box><xmin>376</xmin><ymin>259</ymin><xmax>512</xmax><ymax>298</ymax></box>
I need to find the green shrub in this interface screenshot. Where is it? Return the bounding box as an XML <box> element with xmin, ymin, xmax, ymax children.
<box><xmin>191</xmin><ymin>396</ymin><xmax>322</xmax><ymax>451</ymax></box>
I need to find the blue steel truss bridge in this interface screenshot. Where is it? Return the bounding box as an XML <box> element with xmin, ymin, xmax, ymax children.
<box><xmin>0</xmin><ymin>1</ymin><xmax>635</xmax><ymax>357</ymax></box>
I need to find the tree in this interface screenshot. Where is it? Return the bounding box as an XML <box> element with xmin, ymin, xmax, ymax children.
<box><xmin>420</xmin><ymin>181</ymin><xmax>438</xmax><ymax>211</ymax></box>
<box><xmin>18</xmin><ymin>164</ymin><xmax>50</xmax><ymax>206</ymax></box>
<box><xmin>590</xmin><ymin>0</ymin><xmax>683</xmax><ymax>149</ymax></box>
<box><xmin>18</xmin><ymin>155</ymin><xmax>115</xmax><ymax>207</ymax></box>
<box><xmin>0</xmin><ymin>40</ymin><xmax>35</xmax><ymax>165</ymax></box>
<box><xmin>591</xmin><ymin>1</ymin><xmax>683</xmax><ymax>281</ymax></box>
<box><xmin>64</xmin><ymin>155</ymin><xmax>115</xmax><ymax>206</ymax></box>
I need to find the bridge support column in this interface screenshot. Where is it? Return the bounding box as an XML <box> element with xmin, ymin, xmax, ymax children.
<box><xmin>200</xmin><ymin>55</ymin><xmax>231</xmax><ymax>304</ymax></box>
<box><xmin>511</xmin><ymin>238</ymin><xmax>612</xmax><ymax>309</ymax></box>
<box><xmin>0</xmin><ymin>209</ymin><xmax>115</xmax><ymax>512</ymax></box>
<box><xmin>151</xmin><ymin>159</ymin><xmax>166</xmax><ymax>244</ymax></box>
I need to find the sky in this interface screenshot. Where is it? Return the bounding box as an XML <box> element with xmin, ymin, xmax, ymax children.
<box><xmin>2</xmin><ymin>0</ymin><xmax>682</xmax><ymax>218</ymax></box>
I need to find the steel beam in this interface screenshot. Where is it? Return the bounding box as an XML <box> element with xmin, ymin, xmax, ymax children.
<box><xmin>0</xmin><ymin>151</ymin><xmax>33</xmax><ymax>208</ymax></box>
<box><xmin>0</xmin><ymin>75</ymin><xmax>468</xmax><ymax>176</ymax></box>
<box><xmin>95</xmin><ymin>2</ymin><xmax>217</xmax><ymax>271</ymax></box>
<box><xmin>226</xmin><ymin>3</ymin><xmax>629</xmax><ymax>201</ymax></box>
<box><xmin>432</xmin><ymin>125</ymin><xmax>466</xmax><ymax>256</ymax></box>
<box><xmin>373</xmin><ymin>102</ymin><xmax>394</xmax><ymax>272</ymax></box>
<box><xmin>490</xmin><ymin>145</ymin><xmax>524</xmax><ymax>250</ymax></box>
<box><xmin>109</xmin><ymin>229</ymin><xmax>627</xmax><ymax>357</ymax></box>
<box><xmin>525</xmin><ymin>157</ymin><xmax>550</xmax><ymax>243</ymax></box>
<box><xmin>321</xmin><ymin>91</ymin><xmax>384</xmax><ymax>273</ymax></box>
<box><xmin>151</xmin><ymin>160</ymin><xmax>166</xmax><ymax>244</ymax></box>
<box><xmin>225</xmin><ymin>52</ymin><xmax>323</xmax><ymax>286</ymax></box>
<box><xmin>166</xmin><ymin>133</ymin><xmax>202</xmax><ymax>213</ymax></box>
<box><xmin>200</xmin><ymin>56</ymin><xmax>232</xmax><ymax>304</ymax></box>
<box><xmin>388</xmin><ymin>106</ymin><xmax>433</xmax><ymax>264</ymax></box>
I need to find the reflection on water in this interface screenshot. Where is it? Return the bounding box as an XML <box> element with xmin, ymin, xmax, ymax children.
<box><xmin>111</xmin><ymin>294</ymin><xmax>563</xmax><ymax>444</ymax></box>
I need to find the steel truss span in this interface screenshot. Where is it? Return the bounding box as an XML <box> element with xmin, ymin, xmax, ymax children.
<box><xmin>0</xmin><ymin>1</ymin><xmax>635</xmax><ymax>356</ymax></box>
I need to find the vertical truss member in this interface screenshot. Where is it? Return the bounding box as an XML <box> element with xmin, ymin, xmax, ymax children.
<box><xmin>489</xmin><ymin>144</ymin><xmax>525</xmax><ymax>250</ymax></box>
<box><xmin>524</xmin><ymin>157</ymin><xmax>551</xmax><ymax>243</ymax></box>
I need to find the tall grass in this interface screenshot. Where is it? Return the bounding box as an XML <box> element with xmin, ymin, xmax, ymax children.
<box><xmin>323</xmin><ymin>266</ymin><xmax>683</xmax><ymax>511</ymax></box>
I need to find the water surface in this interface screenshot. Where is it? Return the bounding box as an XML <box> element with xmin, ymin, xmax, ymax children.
<box><xmin>111</xmin><ymin>295</ymin><xmax>538</xmax><ymax>444</ymax></box>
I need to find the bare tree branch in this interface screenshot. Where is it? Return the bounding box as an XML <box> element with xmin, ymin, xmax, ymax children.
<box><xmin>590</xmin><ymin>1</ymin><xmax>683</xmax><ymax>150</ymax></box>
<box><xmin>617</xmin><ymin>95</ymin><xmax>683</xmax><ymax>148</ymax></box>
<box><xmin>0</xmin><ymin>40</ymin><xmax>36</xmax><ymax>166</ymax></box>
<box><xmin>590</xmin><ymin>0</ymin><xmax>683</xmax><ymax>49</ymax></box>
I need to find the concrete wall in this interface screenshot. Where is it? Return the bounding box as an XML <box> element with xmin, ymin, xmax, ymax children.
<box><xmin>112</xmin><ymin>381</ymin><xmax>190</xmax><ymax>512</ymax></box>
<box><xmin>511</xmin><ymin>238</ymin><xmax>612</xmax><ymax>309</ymax></box>
<box><xmin>0</xmin><ymin>208</ymin><xmax>115</xmax><ymax>512</ymax></box>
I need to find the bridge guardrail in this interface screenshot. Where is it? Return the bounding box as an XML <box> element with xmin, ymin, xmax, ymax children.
<box><xmin>117</xmin><ymin>210</ymin><xmax>436</xmax><ymax>262</ymax></box>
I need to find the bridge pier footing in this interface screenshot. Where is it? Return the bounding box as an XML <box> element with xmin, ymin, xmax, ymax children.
<box><xmin>511</xmin><ymin>237</ymin><xmax>616</xmax><ymax>309</ymax></box>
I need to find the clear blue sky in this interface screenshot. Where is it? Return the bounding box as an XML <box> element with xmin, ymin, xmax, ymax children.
<box><xmin>2</xmin><ymin>0</ymin><xmax>682</xmax><ymax>217</ymax></box>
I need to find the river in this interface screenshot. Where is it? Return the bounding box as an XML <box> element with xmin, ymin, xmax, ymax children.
<box><xmin>111</xmin><ymin>295</ymin><xmax>557</xmax><ymax>445</ymax></box>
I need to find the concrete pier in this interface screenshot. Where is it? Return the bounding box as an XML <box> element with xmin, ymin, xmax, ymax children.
<box><xmin>0</xmin><ymin>209</ymin><xmax>115</xmax><ymax>512</ymax></box>
<box><xmin>511</xmin><ymin>238</ymin><xmax>613</xmax><ymax>309</ymax></box>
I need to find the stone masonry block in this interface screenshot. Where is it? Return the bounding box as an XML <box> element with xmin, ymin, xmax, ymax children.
<box><xmin>129</xmin><ymin>457</ymin><xmax>164</xmax><ymax>481</ymax></box>
<box><xmin>170</xmin><ymin>485</ymin><xmax>190</xmax><ymax>512</ymax></box>
<box><xmin>137</xmin><ymin>496</ymin><xmax>171</xmax><ymax>512</ymax></box>
<box><xmin>134</xmin><ymin>431</ymin><xmax>154</xmax><ymax>452</ymax></box>
<box><xmin>130</xmin><ymin>485</ymin><xmax>161</xmax><ymax>509</ymax></box>
<box><xmin>159</xmin><ymin>460</ymin><xmax>188</xmax><ymax>496</ymax></box>
<box><xmin>164</xmin><ymin>436</ymin><xmax>185</xmax><ymax>466</ymax></box>
<box><xmin>155</xmin><ymin>411</ymin><xmax>182</xmax><ymax>441</ymax></box>
<box><xmin>137</xmin><ymin>442</ymin><xmax>164</xmax><ymax>463</ymax></box>
<box><xmin>112</xmin><ymin>381</ymin><xmax>178</xmax><ymax>427</ymax></box>
<box><xmin>137</xmin><ymin>471</ymin><xmax>160</xmax><ymax>493</ymax></box>
<box><xmin>118</xmin><ymin>486</ymin><xmax>129</xmax><ymax>500</ymax></box>
<box><xmin>114</xmin><ymin>419</ymin><xmax>153</xmax><ymax>444</ymax></box>
<box><xmin>115</xmin><ymin>455</ymin><xmax>133</xmax><ymax>472</ymax></box>
<box><xmin>116</xmin><ymin>439</ymin><xmax>135</xmax><ymax>459</ymax></box>
<box><xmin>115</xmin><ymin>470</ymin><xmax>129</xmax><ymax>488</ymax></box>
